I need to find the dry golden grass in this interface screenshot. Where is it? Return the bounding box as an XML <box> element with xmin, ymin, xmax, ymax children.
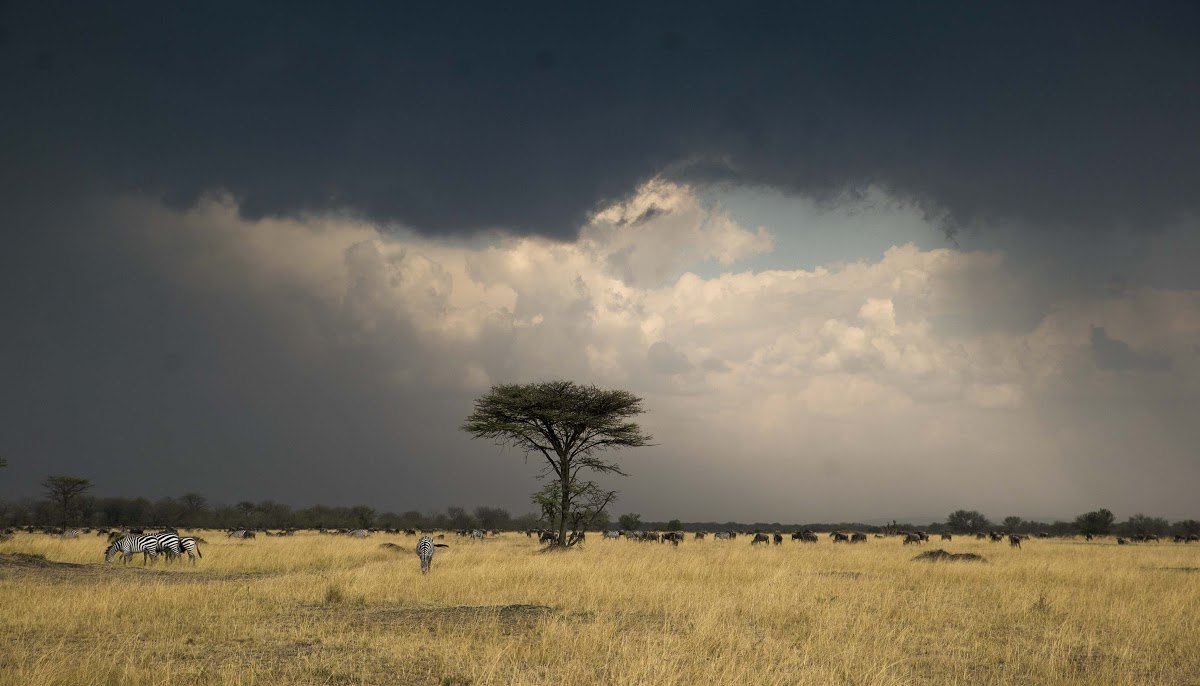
<box><xmin>2</xmin><ymin>531</ymin><xmax>1198</xmax><ymax>685</ymax></box>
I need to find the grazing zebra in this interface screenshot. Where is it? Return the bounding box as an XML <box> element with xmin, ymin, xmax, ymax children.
<box><xmin>228</xmin><ymin>529</ymin><xmax>256</xmax><ymax>539</ymax></box>
<box><xmin>348</xmin><ymin>529</ymin><xmax>369</xmax><ymax>538</ymax></box>
<box><xmin>713</xmin><ymin>531</ymin><xmax>733</xmax><ymax>540</ymax></box>
<box><xmin>147</xmin><ymin>532</ymin><xmax>183</xmax><ymax>562</ymax></box>
<box><xmin>179</xmin><ymin>537</ymin><xmax>203</xmax><ymax>564</ymax></box>
<box><xmin>105</xmin><ymin>535</ymin><xmax>159</xmax><ymax>565</ymax></box>
<box><xmin>471</xmin><ymin>529</ymin><xmax>485</xmax><ymax>540</ymax></box>
<box><xmin>416</xmin><ymin>536</ymin><xmax>449</xmax><ymax>574</ymax></box>
<box><xmin>603</xmin><ymin>530</ymin><xmax>621</xmax><ymax>539</ymax></box>
<box><xmin>61</xmin><ymin>529</ymin><xmax>81</xmax><ymax>539</ymax></box>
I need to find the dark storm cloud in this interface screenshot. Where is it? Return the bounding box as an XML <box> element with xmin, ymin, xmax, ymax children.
<box><xmin>2</xmin><ymin>2</ymin><xmax>1199</xmax><ymax>237</ymax></box>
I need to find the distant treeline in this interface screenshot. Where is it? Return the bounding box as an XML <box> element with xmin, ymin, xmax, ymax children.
<box><xmin>2</xmin><ymin>490</ymin><xmax>1197</xmax><ymax>538</ymax></box>
<box><xmin>0</xmin><ymin>493</ymin><xmax>539</xmax><ymax>531</ymax></box>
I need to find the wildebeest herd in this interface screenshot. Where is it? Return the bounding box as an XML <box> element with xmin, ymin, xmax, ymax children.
<box><xmin>2</xmin><ymin>525</ymin><xmax>1196</xmax><ymax>575</ymax></box>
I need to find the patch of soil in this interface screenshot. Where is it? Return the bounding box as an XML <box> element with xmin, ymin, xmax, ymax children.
<box><xmin>913</xmin><ymin>548</ymin><xmax>987</xmax><ymax>562</ymax></box>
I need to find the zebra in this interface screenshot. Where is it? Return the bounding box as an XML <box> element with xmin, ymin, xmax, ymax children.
<box><xmin>416</xmin><ymin>536</ymin><xmax>449</xmax><ymax>574</ymax></box>
<box><xmin>348</xmin><ymin>529</ymin><xmax>369</xmax><ymax>538</ymax></box>
<box><xmin>603</xmin><ymin>530</ymin><xmax>621</xmax><ymax>539</ymax></box>
<box><xmin>146</xmin><ymin>532</ymin><xmax>183</xmax><ymax>563</ymax></box>
<box><xmin>104</xmin><ymin>535</ymin><xmax>159</xmax><ymax>565</ymax></box>
<box><xmin>179</xmin><ymin>537</ymin><xmax>203</xmax><ymax>564</ymax></box>
<box><xmin>228</xmin><ymin>529</ymin><xmax>256</xmax><ymax>539</ymax></box>
<box><xmin>470</xmin><ymin>529</ymin><xmax>485</xmax><ymax>540</ymax></box>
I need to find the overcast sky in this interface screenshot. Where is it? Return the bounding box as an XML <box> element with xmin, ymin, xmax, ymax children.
<box><xmin>2</xmin><ymin>3</ymin><xmax>1199</xmax><ymax>522</ymax></box>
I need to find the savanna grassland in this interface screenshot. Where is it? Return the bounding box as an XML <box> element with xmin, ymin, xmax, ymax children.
<box><xmin>1</xmin><ymin>532</ymin><xmax>1198</xmax><ymax>685</ymax></box>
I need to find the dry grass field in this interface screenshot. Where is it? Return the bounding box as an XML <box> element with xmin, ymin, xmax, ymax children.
<box><xmin>1</xmin><ymin>531</ymin><xmax>1198</xmax><ymax>685</ymax></box>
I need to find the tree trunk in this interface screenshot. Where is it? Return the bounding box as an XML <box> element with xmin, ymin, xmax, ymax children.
<box><xmin>557</xmin><ymin>460</ymin><xmax>570</xmax><ymax>547</ymax></box>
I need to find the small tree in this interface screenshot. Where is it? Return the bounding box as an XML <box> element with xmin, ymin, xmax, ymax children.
<box><xmin>1002</xmin><ymin>516</ymin><xmax>1023</xmax><ymax>533</ymax></box>
<box><xmin>618</xmin><ymin>513</ymin><xmax>642</xmax><ymax>531</ymax></box>
<box><xmin>1075</xmin><ymin>508</ymin><xmax>1115</xmax><ymax>536</ymax></box>
<box><xmin>946</xmin><ymin>509</ymin><xmax>992</xmax><ymax>534</ymax></box>
<box><xmin>667</xmin><ymin>518</ymin><xmax>683</xmax><ymax>531</ymax></box>
<box><xmin>350</xmin><ymin>505</ymin><xmax>376</xmax><ymax>529</ymax></box>
<box><xmin>180</xmin><ymin>493</ymin><xmax>209</xmax><ymax>528</ymax></box>
<box><xmin>463</xmin><ymin>381</ymin><xmax>652</xmax><ymax>547</ymax></box>
<box><xmin>42</xmin><ymin>475</ymin><xmax>93</xmax><ymax>527</ymax></box>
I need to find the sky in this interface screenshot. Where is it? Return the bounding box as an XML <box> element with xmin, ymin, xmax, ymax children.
<box><xmin>2</xmin><ymin>3</ymin><xmax>1199</xmax><ymax>522</ymax></box>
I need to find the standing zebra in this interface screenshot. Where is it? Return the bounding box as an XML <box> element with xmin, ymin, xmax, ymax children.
<box><xmin>104</xmin><ymin>535</ymin><xmax>159</xmax><ymax>565</ymax></box>
<box><xmin>146</xmin><ymin>532</ymin><xmax>183</xmax><ymax>563</ymax></box>
<box><xmin>179</xmin><ymin>537</ymin><xmax>203</xmax><ymax>564</ymax></box>
<box><xmin>416</xmin><ymin>535</ymin><xmax>449</xmax><ymax>574</ymax></box>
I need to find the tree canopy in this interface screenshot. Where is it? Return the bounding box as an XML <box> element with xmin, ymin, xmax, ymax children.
<box><xmin>462</xmin><ymin>381</ymin><xmax>652</xmax><ymax>547</ymax></box>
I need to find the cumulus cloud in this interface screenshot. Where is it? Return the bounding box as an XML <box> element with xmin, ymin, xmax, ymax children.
<box><xmin>4</xmin><ymin>181</ymin><xmax>1199</xmax><ymax>519</ymax></box>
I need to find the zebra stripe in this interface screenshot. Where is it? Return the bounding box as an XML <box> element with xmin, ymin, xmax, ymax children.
<box><xmin>416</xmin><ymin>535</ymin><xmax>448</xmax><ymax>574</ymax></box>
<box><xmin>144</xmin><ymin>532</ymin><xmax>183</xmax><ymax>562</ymax></box>
<box><xmin>104</xmin><ymin>535</ymin><xmax>159</xmax><ymax>565</ymax></box>
<box><xmin>179</xmin><ymin>537</ymin><xmax>203</xmax><ymax>564</ymax></box>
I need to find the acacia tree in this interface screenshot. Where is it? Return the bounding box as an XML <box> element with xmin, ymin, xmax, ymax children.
<box><xmin>462</xmin><ymin>381</ymin><xmax>652</xmax><ymax>547</ymax></box>
<box><xmin>946</xmin><ymin>509</ymin><xmax>992</xmax><ymax>534</ymax></box>
<box><xmin>42</xmin><ymin>475</ymin><xmax>93</xmax><ymax>527</ymax></box>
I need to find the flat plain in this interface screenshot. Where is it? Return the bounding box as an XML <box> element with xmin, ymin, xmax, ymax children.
<box><xmin>1</xmin><ymin>532</ymin><xmax>1198</xmax><ymax>685</ymax></box>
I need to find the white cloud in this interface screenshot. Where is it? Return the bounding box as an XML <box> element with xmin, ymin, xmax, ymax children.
<box><xmin>108</xmin><ymin>182</ymin><xmax>1200</xmax><ymax>519</ymax></box>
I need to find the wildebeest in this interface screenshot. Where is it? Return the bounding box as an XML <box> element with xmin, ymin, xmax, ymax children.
<box><xmin>903</xmin><ymin>533</ymin><xmax>922</xmax><ymax>545</ymax></box>
<box><xmin>772</xmin><ymin>533</ymin><xmax>782</xmax><ymax>545</ymax></box>
<box><xmin>831</xmin><ymin>532</ymin><xmax>850</xmax><ymax>543</ymax></box>
<box><xmin>989</xmin><ymin>532</ymin><xmax>1003</xmax><ymax>542</ymax></box>
<box><xmin>1188</xmin><ymin>534</ymin><xmax>1200</xmax><ymax>543</ymax></box>
<box><xmin>940</xmin><ymin>533</ymin><xmax>952</xmax><ymax>541</ymax></box>
<box><xmin>850</xmin><ymin>532</ymin><xmax>867</xmax><ymax>543</ymax></box>
<box><xmin>1085</xmin><ymin>534</ymin><xmax>1094</xmax><ymax>541</ymax></box>
<box><xmin>1117</xmin><ymin>537</ymin><xmax>1128</xmax><ymax>545</ymax></box>
<box><xmin>750</xmin><ymin>533</ymin><xmax>770</xmax><ymax>545</ymax></box>
<box><xmin>694</xmin><ymin>531</ymin><xmax>706</xmax><ymax>540</ymax></box>
<box><xmin>1009</xmin><ymin>534</ymin><xmax>1022</xmax><ymax>549</ymax></box>
<box><xmin>539</xmin><ymin>531</ymin><xmax>559</xmax><ymax>545</ymax></box>
<box><xmin>975</xmin><ymin>532</ymin><xmax>986</xmax><ymax>540</ymax></box>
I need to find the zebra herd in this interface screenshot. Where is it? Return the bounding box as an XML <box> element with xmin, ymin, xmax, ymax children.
<box><xmin>104</xmin><ymin>532</ymin><xmax>203</xmax><ymax>565</ymax></box>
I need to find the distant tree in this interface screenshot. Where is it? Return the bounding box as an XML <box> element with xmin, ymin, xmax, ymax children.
<box><xmin>42</xmin><ymin>475</ymin><xmax>93</xmax><ymax>527</ymax></box>
<box><xmin>946</xmin><ymin>509</ymin><xmax>992</xmax><ymax>534</ymax></box>
<box><xmin>180</xmin><ymin>493</ymin><xmax>209</xmax><ymax>527</ymax></box>
<box><xmin>350</xmin><ymin>505</ymin><xmax>376</xmax><ymax>529</ymax></box>
<box><xmin>1173</xmin><ymin>520</ymin><xmax>1200</xmax><ymax>537</ymax></box>
<box><xmin>236</xmin><ymin>501</ymin><xmax>257</xmax><ymax>524</ymax></box>
<box><xmin>1002</xmin><ymin>516</ymin><xmax>1023</xmax><ymax>532</ymax></box>
<box><xmin>473</xmin><ymin>506</ymin><xmax>512</xmax><ymax>530</ymax></box>
<box><xmin>667</xmin><ymin>519</ymin><xmax>683</xmax><ymax>531</ymax></box>
<box><xmin>618</xmin><ymin>513</ymin><xmax>642</xmax><ymax>531</ymax></box>
<box><xmin>1075</xmin><ymin>508</ymin><xmax>1115</xmax><ymax>536</ymax></box>
<box><xmin>445</xmin><ymin>506</ymin><xmax>476</xmax><ymax>530</ymax></box>
<box><xmin>462</xmin><ymin>381</ymin><xmax>652</xmax><ymax>547</ymax></box>
<box><xmin>1120</xmin><ymin>513</ymin><xmax>1169</xmax><ymax>537</ymax></box>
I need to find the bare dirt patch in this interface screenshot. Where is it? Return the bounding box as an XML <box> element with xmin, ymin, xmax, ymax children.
<box><xmin>913</xmin><ymin>549</ymin><xmax>987</xmax><ymax>562</ymax></box>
